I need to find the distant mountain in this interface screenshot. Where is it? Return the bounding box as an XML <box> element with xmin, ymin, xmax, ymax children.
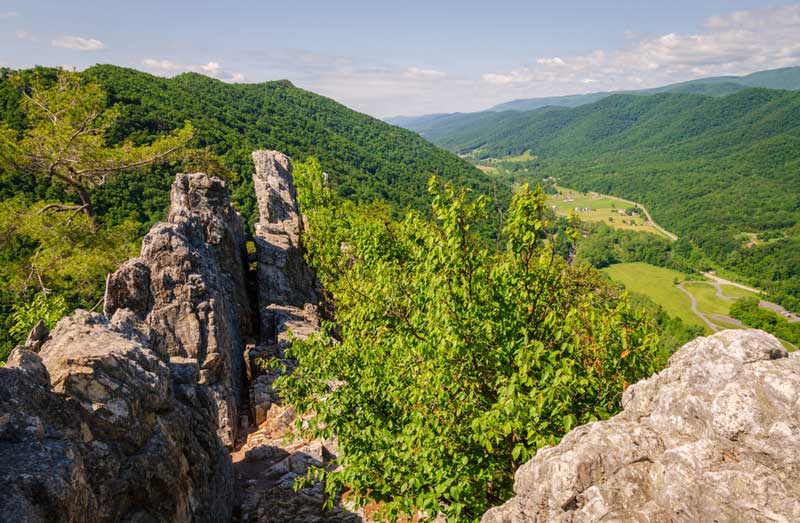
<box><xmin>387</xmin><ymin>66</ymin><xmax>800</xmax><ymax>130</ymax></box>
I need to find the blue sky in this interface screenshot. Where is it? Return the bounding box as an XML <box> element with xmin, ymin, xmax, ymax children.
<box><xmin>2</xmin><ymin>1</ymin><xmax>800</xmax><ymax>116</ymax></box>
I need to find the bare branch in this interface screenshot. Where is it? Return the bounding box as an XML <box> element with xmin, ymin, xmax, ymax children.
<box><xmin>39</xmin><ymin>203</ymin><xmax>88</xmax><ymax>214</ymax></box>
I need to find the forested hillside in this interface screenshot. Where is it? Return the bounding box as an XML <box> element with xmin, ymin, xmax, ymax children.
<box><xmin>1</xmin><ymin>65</ymin><xmax>495</xmax><ymax>225</ymax></box>
<box><xmin>0</xmin><ymin>65</ymin><xmax>497</xmax><ymax>358</ymax></box>
<box><xmin>402</xmin><ymin>89</ymin><xmax>800</xmax><ymax>311</ymax></box>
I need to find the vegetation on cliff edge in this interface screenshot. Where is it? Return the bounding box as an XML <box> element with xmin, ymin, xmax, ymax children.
<box><xmin>278</xmin><ymin>158</ymin><xmax>663</xmax><ymax>522</ymax></box>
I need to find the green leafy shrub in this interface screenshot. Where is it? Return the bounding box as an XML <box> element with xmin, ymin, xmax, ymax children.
<box><xmin>9</xmin><ymin>292</ymin><xmax>69</xmax><ymax>342</ymax></box>
<box><xmin>278</xmin><ymin>159</ymin><xmax>662</xmax><ymax>522</ymax></box>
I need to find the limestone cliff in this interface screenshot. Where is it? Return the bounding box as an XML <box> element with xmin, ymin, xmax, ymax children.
<box><xmin>482</xmin><ymin>329</ymin><xmax>800</xmax><ymax>522</ymax></box>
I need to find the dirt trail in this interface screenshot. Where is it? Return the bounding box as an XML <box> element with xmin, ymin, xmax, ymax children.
<box><xmin>612</xmin><ymin>196</ymin><xmax>678</xmax><ymax>241</ymax></box>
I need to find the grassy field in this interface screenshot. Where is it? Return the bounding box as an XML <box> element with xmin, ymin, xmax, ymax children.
<box><xmin>602</xmin><ymin>263</ymin><xmax>797</xmax><ymax>351</ymax></box>
<box><xmin>602</xmin><ymin>263</ymin><xmax>704</xmax><ymax>328</ymax></box>
<box><xmin>548</xmin><ymin>187</ymin><xmax>669</xmax><ymax>238</ymax></box>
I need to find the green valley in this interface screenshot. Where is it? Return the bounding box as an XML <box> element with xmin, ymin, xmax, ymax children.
<box><xmin>394</xmin><ymin>86</ymin><xmax>800</xmax><ymax>313</ymax></box>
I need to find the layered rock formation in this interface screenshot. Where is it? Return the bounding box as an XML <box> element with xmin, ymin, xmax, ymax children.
<box><xmin>234</xmin><ymin>151</ymin><xmax>354</xmax><ymax>522</ymax></box>
<box><xmin>0</xmin><ymin>153</ymin><xmax>349</xmax><ymax>522</ymax></box>
<box><xmin>0</xmin><ymin>311</ymin><xmax>234</xmax><ymax>522</ymax></box>
<box><xmin>251</xmin><ymin>150</ymin><xmax>319</xmax><ymax>346</ymax></box>
<box><xmin>105</xmin><ymin>172</ymin><xmax>254</xmax><ymax>447</ymax></box>
<box><xmin>482</xmin><ymin>329</ymin><xmax>800</xmax><ymax>523</ymax></box>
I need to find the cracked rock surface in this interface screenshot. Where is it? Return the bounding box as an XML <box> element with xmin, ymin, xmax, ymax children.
<box><xmin>482</xmin><ymin>329</ymin><xmax>800</xmax><ymax>523</ymax></box>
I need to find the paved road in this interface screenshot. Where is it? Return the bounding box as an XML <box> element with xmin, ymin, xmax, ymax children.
<box><xmin>702</xmin><ymin>271</ymin><xmax>761</xmax><ymax>294</ymax></box>
<box><xmin>611</xmin><ymin>195</ymin><xmax>678</xmax><ymax>241</ymax></box>
<box><xmin>758</xmin><ymin>301</ymin><xmax>800</xmax><ymax>323</ymax></box>
<box><xmin>677</xmin><ymin>282</ymin><xmax>719</xmax><ymax>332</ymax></box>
<box><xmin>702</xmin><ymin>272</ymin><xmax>799</xmax><ymax>323</ymax></box>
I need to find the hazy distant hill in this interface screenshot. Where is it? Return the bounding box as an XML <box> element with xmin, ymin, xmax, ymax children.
<box><xmin>387</xmin><ymin>66</ymin><xmax>800</xmax><ymax>129</ymax></box>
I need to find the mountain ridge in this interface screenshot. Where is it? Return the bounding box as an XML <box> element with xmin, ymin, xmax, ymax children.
<box><xmin>386</xmin><ymin>65</ymin><xmax>800</xmax><ymax>128</ymax></box>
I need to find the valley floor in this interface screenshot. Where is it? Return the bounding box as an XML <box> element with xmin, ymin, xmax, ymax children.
<box><xmin>548</xmin><ymin>186</ymin><xmax>677</xmax><ymax>240</ymax></box>
<box><xmin>603</xmin><ymin>262</ymin><xmax>796</xmax><ymax>351</ymax></box>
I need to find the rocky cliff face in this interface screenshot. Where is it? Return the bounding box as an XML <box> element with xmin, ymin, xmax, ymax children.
<box><xmin>105</xmin><ymin>172</ymin><xmax>254</xmax><ymax>447</ymax></box>
<box><xmin>0</xmin><ymin>311</ymin><xmax>234</xmax><ymax>522</ymax></box>
<box><xmin>234</xmin><ymin>151</ymin><xmax>353</xmax><ymax>522</ymax></box>
<box><xmin>482</xmin><ymin>329</ymin><xmax>800</xmax><ymax>522</ymax></box>
<box><xmin>252</xmin><ymin>151</ymin><xmax>318</xmax><ymax>340</ymax></box>
<box><xmin>1</xmin><ymin>172</ymin><xmax>247</xmax><ymax>522</ymax></box>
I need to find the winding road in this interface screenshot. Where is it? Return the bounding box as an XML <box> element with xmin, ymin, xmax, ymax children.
<box><xmin>554</xmin><ymin>185</ymin><xmax>678</xmax><ymax>241</ymax></box>
<box><xmin>703</xmin><ymin>271</ymin><xmax>800</xmax><ymax>323</ymax></box>
<box><xmin>676</xmin><ymin>282</ymin><xmax>721</xmax><ymax>332</ymax></box>
<box><xmin>676</xmin><ymin>280</ymin><xmax>798</xmax><ymax>350</ymax></box>
<box><xmin>610</xmin><ymin>195</ymin><xmax>678</xmax><ymax>241</ymax></box>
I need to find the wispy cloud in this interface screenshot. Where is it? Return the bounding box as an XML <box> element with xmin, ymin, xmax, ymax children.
<box><xmin>0</xmin><ymin>11</ymin><xmax>18</xmax><ymax>19</ymax></box>
<box><xmin>480</xmin><ymin>5</ymin><xmax>800</xmax><ymax>92</ymax></box>
<box><xmin>142</xmin><ymin>58</ymin><xmax>245</xmax><ymax>82</ymax></box>
<box><xmin>16</xmin><ymin>30</ymin><xmax>36</xmax><ymax>41</ymax></box>
<box><xmin>404</xmin><ymin>67</ymin><xmax>446</xmax><ymax>79</ymax></box>
<box><xmin>52</xmin><ymin>36</ymin><xmax>105</xmax><ymax>51</ymax></box>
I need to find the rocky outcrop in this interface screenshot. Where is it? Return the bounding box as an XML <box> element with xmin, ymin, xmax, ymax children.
<box><xmin>233</xmin><ymin>152</ymin><xmax>356</xmax><ymax>522</ymax></box>
<box><xmin>105</xmin><ymin>172</ymin><xmax>254</xmax><ymax>447</ymax></box>
<box><xmin>482</xmin><ymin>330</ymin><xmax>800</xmax><ymax>523</ymax></box>
<box><xmin>0</xmin><ymin>311</ymin><xmax>233</xmax><ymax>522</ymax></box>
<box><xmin>252</xmin><ymin>150</ymin><xmax>318</xmax><ymax>343</ymax></box>
<box><xmin>0</xmin><ymin>172</ymin><xmax>251</xmax><ymax>522</ymax></box>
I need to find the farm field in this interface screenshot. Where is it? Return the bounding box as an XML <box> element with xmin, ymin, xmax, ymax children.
<box><xmin>548</xmin><ymin>187</ymin><xmax>673</xmax><ymax>239</ymax></box>
<box><xmin>603</xmin><ymin>263</ymin><xmax>796</xmax><ymax>351</ymax></box>
<box><xmin>602</xmin><ymin>263</ymin><xmax>703</xmax><ymax>328</ymax></box>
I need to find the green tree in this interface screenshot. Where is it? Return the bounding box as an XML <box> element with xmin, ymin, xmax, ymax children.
<box><xmin>2</xmin><ymin>69</ymin><xmax>193</xmax><ymax>223</ymax></box>
<box><xmin>278</xmin><ymin>159</ymin><xmax>662</xmax><ymax>522</ymax></box>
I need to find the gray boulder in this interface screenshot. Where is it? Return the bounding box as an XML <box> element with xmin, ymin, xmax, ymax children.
<box><xmin>482</xmin><ymin>329</ymin><xmax>800</xmax><ymax>522</ymax></box>
<box><xmin>0</xmin><ymin>311</ymin><xmax>233</xmax><ymax>522</ymax></box>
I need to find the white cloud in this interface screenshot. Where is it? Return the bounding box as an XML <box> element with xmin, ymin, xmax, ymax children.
<box><xmin>16</xmin><ymin>30</ymin><xmax>35</xmax><ymax>41</ymax></box>
<box><xmin>481</xmin><ymin>71</ymin><xmax>532</xmax><ymax>85</ymax></box>
<box><xmin>480</xmin><ymin>5</ymin><xmax>800</xmax><ymax>95</ymax></box>
<box><xmin>142</xmin><ymin>58</ymin><xmax>246</xmax><ymax>82</ymax></box>
<box><xmin>52</xmin><ymin>36</ymin><xmax>105</xmax><ymax>51</ymax></box>
<box><xmin>129</xmin><ymin>4</ymin><xmax>800</xmax><ymax>117</ymax></box>
<box><xmin>0</xmin><ymin>11</ymin><xmax>18</xmax><ymax>18</ymax></box>
<box><xmin>536</xmin><ymin>57</ymin><xmax>565</xmax><ymax>66</ymax></box>
<box><xmin>404</xmin><ymin>67</ymin><xmax>446</xmax><ymax>79</ymax></box>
